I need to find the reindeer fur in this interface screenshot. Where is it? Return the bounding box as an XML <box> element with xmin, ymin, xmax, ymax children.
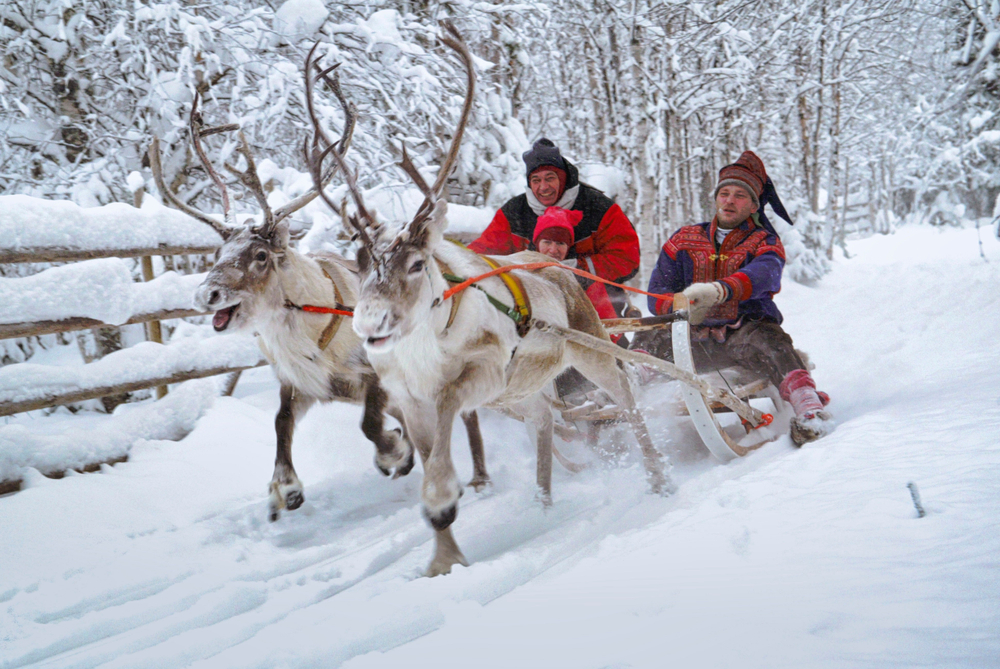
<box><xmin>194</xmin><ymin>222</ymin><xmax>487</xmax><ymax>522</ymax></box>
<box><xmin>352</xmin><ymin>200</ymin><xmax>674</xmax><ymax>577</ymax></box>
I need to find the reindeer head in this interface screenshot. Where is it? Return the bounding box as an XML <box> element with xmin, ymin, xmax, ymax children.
<box><xmin>151</xmin><ymin>47</ymin><xmax>354</xmax><ymax>332</ymax></box>
<box><xmin>305</xmin><ymin>22</ymin><xmax>474</xmax><ymax>353</ymax></box>
<box><xmin>351</xmin><ymin>198</ymin><xmax>449</xmax><ymax>351</ymax></box>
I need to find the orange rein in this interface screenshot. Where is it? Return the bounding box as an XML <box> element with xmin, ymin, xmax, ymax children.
<box><xmin>294</xmin><ymin>261</ymin><xmax>671</xmax><ymax>315</ymax></box>
<box><xmin>440</xmin><ymin>261</ymin><xmax>671</xmax><ymax>303</ymax></box>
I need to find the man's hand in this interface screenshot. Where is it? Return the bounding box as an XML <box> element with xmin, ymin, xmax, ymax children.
<box><xmin>681</xmin><ymin>282</ymin><xmax>729</xmax><ymax>324</ymax></box>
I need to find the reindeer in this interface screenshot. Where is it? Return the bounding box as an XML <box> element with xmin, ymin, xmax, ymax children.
<box><xmin>149</xmin><ymin>48</ymin><xmax>488</xmax><ymax>522</ymax></box>
<box><xmin>307</xmin><ymin>24</ymin><xmax>675</xmax><ymax>576</ymax></box>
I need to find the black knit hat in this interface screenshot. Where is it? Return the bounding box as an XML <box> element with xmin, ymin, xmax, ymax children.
<box><xmin>522</xmin><ymin>138</ymin><xmax>567</xmax><ymax>181</ymax></box>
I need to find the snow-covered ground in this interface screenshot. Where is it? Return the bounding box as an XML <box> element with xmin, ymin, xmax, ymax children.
<box><xmin>2</xmin><ymin>224</ymin><xmax>998</xmax><ymax>668</ymax></box>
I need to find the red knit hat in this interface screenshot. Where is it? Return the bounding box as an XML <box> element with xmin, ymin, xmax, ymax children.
<box><xmin>716</xmin><ymin>151</ymin><xmax>767</xmax><ymax>206</ymax></box>
<box><xmin>533</xmin><ymin>206</ymin><xmax>582</xmax><ymax>247</ymax></box>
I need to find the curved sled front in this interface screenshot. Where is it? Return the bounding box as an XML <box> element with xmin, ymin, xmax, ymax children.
<box><xmin>670</xmin><ymin>306</ymin><xmax>772</xmax><ymax>461</ymax></box>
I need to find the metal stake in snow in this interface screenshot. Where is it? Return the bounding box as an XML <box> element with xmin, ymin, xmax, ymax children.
<box><xmin>907</xmin><ymin>481</ymin><xmax>926</xmax><ymax>518</ymax></box>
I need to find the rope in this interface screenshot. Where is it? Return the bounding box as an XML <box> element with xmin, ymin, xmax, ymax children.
<box><xmin>440</xmin><ymin>261</ymin><xmax>671</xmax><ymax>303</ymax></box>
<box><xmin>290</xmin><ymin>260</ymin><xmax>673</xmax><ymax>320</ymax></box>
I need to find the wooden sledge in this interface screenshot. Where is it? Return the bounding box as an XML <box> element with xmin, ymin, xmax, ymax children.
<box><xmin>537</xmin><ymin>295</ymin><xmax>780</xmax><ymax>461</ymax></box>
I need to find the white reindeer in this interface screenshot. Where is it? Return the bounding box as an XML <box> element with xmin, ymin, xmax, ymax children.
<box><xmin>310</xmin><ymin>24</ymin><xmax>674</xmax><ymax>576</ymax></box>
<box><xmin>150</xmin><ymin>50</ymin><xmax>487</xmax><ymax>522</ymax></box>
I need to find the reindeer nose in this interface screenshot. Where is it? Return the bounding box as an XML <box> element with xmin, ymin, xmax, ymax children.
<box><xmin>209</xmin><ymin>290</ymin><xmax>221</xmax><ymax>306</ymax></box>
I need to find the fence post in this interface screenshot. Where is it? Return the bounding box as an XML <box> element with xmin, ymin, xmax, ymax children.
<box><xmin>134</xmin><ymin>188</ymin><xmax>168</xmax><ymax>399</ymax></box>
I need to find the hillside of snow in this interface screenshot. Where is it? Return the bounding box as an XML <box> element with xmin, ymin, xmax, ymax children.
<box><xmin>1</xmin><ymin>224</ymin><xmax>998</xmax><ymax>668</ymax></box>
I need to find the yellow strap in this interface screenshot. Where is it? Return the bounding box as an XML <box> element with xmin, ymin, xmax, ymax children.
<box><xmin>480</xmin><ymin>255</ymin><xmax>532</xmax><ymax>326</ymax></box>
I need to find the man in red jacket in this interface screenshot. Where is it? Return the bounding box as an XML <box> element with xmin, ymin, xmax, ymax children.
<box><xmin>468</xmin><ymin>138</ymin><xmax>640</xmax><ymax>317</ymax></box>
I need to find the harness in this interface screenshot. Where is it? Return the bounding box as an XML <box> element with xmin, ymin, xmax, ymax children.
<box><xmin>285</xmin><ymin>258</ymin><xmax>676</xmax><ymax>339</ymax></box>
<box><xmin>435</xmin><ymin>255</ymin><xmax>533</xmax><ymax>337</ymax></box>
<box><xmin>284</xmin><ymin>269</ymin><xmax>353</xmax><ymax>351</ymax></box>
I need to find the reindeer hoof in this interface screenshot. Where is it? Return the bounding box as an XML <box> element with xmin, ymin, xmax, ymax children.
<box><xmin>467</xmin><ymin>476</ymin><xmax>491</xmax><ymax>492</ymax></box>
<box><xmin>374</xmin><ymin>458</ymin><xmax>392</xmax><ymax>477</ymax></box>
<box><xmin>285</xmin><ymin>489</ymin><xmax>304</xmax><ymax>510</ymax></box>
<box><xmin>423</xmin><ymin>502</ymin><xmax>458</xmax><ymax>531</ymax></box>
<box><xmin>392</xmin><ymin>449</ymin><xmax>415</xmax><ymax>479</ymax></box>
<box><xmin>268</xmin><ymin>506</ymin><xmax>280</xmax><ymax>523</ymax></box>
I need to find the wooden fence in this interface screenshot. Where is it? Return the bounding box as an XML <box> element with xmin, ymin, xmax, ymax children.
<box><xmin>0</xmin><ymin>197</ymin><xmax>269</xmax><ymax>492</ymax></box>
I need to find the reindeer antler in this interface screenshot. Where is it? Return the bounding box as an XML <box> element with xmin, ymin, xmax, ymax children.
<box><xmin>403</xmin><ymin>21</ymin><xmax>476</xmax><ymax>230</ymax></box>
<box><xmin>149</xmin><ymin>136</ymin><xmax>234</xmax><ymax>240</ymax></box>
<box><xmin>303</xmin><ymin>41</ymin><xmax>378</xmax><ymax>251</ymax></box>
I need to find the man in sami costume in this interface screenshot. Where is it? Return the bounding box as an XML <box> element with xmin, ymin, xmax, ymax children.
<box><xmin>468</xmin><ymin>137</ymin><xmax>641</xmax><ymax>320</ymax></box>
<box><xmin>633</xmin><ymin>151</ymin><xmax>833</xmax><ymax>446</ymax></box>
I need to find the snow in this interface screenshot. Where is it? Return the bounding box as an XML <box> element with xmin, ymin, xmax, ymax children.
<box><xmin>273</xmin><ymin>0</ymin><xmax>328</xmax><ymax>44</ymax></box>
<box><xmin>0</xmin><ymin>195</ymin><xmax>224</xmax><ymax>255</ymax></box>
<box><xmin>1</xmin><ymin>225</ymin><xmax>999</xmax><ymax>667</ymax></box>
<box><xmin>0</xmin><ymin>259</ymin><xmax>206</xmax><ymax>326</ymax></box>
<box><xmin>0</xmin><ymin>326</ymin><xmax>262</xmax><ymax>414</ymax></box>
<box><xmin>0</xmin><ymin>261</ymin><xmax>206</xmax><ymax>326</ymax></box>
<box><xmin>0</xmin><ymin>379</ymin><xmax>219</xmax><ymax>483</ymax></box>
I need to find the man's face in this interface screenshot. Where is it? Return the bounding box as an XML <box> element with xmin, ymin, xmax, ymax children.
<box><xmin>529</xmin><ymin>169</ymin><xmax>562</xmax><ymax>206</ymax></box>
<box><xmin>537</xmin><ymin>238</ymin><xmax>569</xmax><ymax>260</ymax></box>
<box><xmin>715</xmin><ymin>184</ymin><xmax>758</xmax><ymax>229</ymax></box>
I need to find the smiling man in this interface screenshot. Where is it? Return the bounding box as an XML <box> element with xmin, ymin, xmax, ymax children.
<box><xmin>634</xmin><ymin>151</ymin><xmax>833</xmax><ymax>446</ymax></box>
<box><xmin>467</xmin><ymin>138</ymin><xmax>640</xmax><ymax>317</ymax></box>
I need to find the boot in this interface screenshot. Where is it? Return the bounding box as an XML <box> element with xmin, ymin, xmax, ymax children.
<box><xmin>779</xmin><ymin>369</ymin><xmax>832</xmax><ymax>446</ymax></box>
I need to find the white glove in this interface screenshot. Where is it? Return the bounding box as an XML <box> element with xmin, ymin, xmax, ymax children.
<box><xmin>681</xmin><ymin>282</ymin><xmax>729</xmax><ymax>325</ymax></box>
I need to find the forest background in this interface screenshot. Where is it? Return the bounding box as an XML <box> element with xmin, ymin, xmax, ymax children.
<box><xmin>1</xmin><ymin>0</ymin><xmax>997</xmax><ymax>332</ymax></box>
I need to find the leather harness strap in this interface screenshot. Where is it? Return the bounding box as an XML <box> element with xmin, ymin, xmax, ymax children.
<box><xmin>316</xmin><ymin>269</ymin><xmax>345</xmax><ymax>351</ymax></box>
<box><xmin>434</xmin><ymin>258</ymin><xmax>464</xmax><ymax>330</ymax></box>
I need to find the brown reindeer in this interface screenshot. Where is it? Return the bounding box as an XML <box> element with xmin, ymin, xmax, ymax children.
<box><xmin>308</xmin><ymin>24</ymin><xmax>674</xmax><ymax>576</ymax></box>
<box><xmin>150</xmin><ymin>48</ymin><xmax>487</xmax><ymax>522</ymax></box>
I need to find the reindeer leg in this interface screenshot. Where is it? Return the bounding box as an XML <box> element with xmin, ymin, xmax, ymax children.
<box><xmin>461</xmin><ymin>410</ymin><xmax>490</xmax><ymax>491</ymax></box>
<box><xmin>414</xmin><ymin>364</ymin><xmax>499</xmax><ymax>576</ymax></box>
<box><xmin>361</xmin><ymin>375</ymin><xmax>415</xmax><ymax>478</ymax></box>
<box><xmin>269</xmin><ymin>384</ymin><xmax>315</xmax><ymax>521</ymax></box>
<box><xmin>567</xmin><ymin>345</ymin><xmax>675</xmax><ymax>496</ymax></box>
<box><xmin>512</xmin><ymin>395</ymin><xmax>555</xmax><ymax>506</ymax></box>
<box><xmin>427</xmin><ymin>526</ymin><xmax>469</xmax><ymax>577</ymax></box>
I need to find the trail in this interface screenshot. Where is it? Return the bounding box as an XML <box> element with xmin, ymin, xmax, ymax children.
<box><xmin>2</xmin><ymin>225</ymin><xmax>998</xmax><ymax>668</ymax></box>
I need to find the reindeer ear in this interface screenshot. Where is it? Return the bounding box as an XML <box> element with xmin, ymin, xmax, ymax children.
<box><xmin>271</xmin><ymin>219</ymin><xmax>291</xmax><ymax>249</ymax></box>
<box><xmin>411</xmin><ymin>198</ymin><xmax>448</xmax><ymax>249</ymax></box>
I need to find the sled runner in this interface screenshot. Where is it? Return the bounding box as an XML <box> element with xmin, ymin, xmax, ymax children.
<box><xmin>541</xmin><ymin>298</ymin><xmax>780</xmax><ymax>462</ymax></box>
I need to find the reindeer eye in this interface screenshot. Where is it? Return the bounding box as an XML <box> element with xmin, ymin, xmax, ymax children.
<box><xmin>255</xmin><ymin>250</ymin><xmax>268</xmax><ymax>263</ymax></box>
<box><xmin>408</xmin><ymin>259</ymin><xmax>425</xmax><ymax>275</ymax></box>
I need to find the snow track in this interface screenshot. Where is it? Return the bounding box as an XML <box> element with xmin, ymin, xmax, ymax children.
<box><xmin>2</xmin><ymin>225</ymin><xmax>999</xmax><ymax>668</ymax></box>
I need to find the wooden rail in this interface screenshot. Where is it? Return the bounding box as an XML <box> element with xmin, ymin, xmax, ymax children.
<box><xmin>0</xmin><ymin>245</ymin><xmax>220</xmax><ymax>265</ymax></box>
<box><xmin>0</xmin><ymin>360</ymin><xmax>268</xmax><ymax>417</ymax></box>
<box><xmin>0</xmin><ymin>308</ymin><xmax>206</xmax><ymax>340</ymax></box>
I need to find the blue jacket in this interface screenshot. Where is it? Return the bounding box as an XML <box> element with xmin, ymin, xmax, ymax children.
<box><xmin>647</xmin><ymin>216</ymin><xmax>785</xmax><ymax>325</ymax></box>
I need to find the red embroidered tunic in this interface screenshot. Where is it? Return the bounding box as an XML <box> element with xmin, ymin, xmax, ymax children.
<box><xmin>647</xmin><ymin>217</ymin><xmax>786</xmax><ymax>325</ymax></box>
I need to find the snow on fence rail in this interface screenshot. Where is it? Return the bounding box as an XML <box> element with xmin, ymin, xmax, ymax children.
<box><xmin>0</xmin><ymin>259</ymin><xmax>208</xmax><ymax>339</ymax></box>
<box><xmin>0</xmin><ymin>332</ymin><xmax>267</xmax><ymax>417</ymax></box>
<box><xmin>0</xmin><ymin>194</ymin><xmax>224</xmax><ymax>263</ymax></box>
<box><xmin>0</xmin><ymin>195</ymin><xmax>264</xmax><ymax>493</ymax></box>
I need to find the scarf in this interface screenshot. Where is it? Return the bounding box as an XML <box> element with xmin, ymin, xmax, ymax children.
<box><xmin>526</xmin><ymin>184</ymin><xmax>580</xmax><ymax>217</ymax></box>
